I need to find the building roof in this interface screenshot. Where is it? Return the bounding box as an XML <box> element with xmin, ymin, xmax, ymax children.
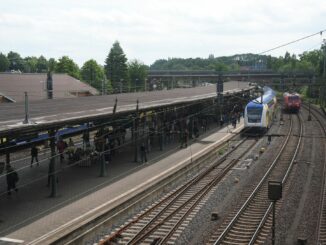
<box><xmin>0</xmin><ymin>73</ymin><xmax>98</xmax><ymax>102</ymax></box>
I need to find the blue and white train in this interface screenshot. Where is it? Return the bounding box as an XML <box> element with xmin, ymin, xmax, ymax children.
<box><xmin>244</xmin><ymin>87</ymin><xmax>277</xmax><ymax>130</ymax></box>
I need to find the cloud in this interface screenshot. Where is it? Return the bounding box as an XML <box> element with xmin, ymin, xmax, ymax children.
<box><xmin>0</xmin><ymin>0</ymin><xmax>325</xmax><ymax>66</ymax></box>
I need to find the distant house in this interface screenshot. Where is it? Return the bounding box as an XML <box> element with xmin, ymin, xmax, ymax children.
<box><xmin>0</xmin><ymin>73</ymin><xmax>98</xmax><ymax>103</ymax></box>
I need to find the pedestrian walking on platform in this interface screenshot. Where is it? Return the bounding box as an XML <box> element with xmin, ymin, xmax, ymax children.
<box><xmin>6</xmin><ymin>165</ymin><xmax>18</xmax><ymax>196</ymax></box>
<box><xmin>140</xmin><ymin>143</ymin><xmax>147</xmax><ymax>163</ymax></box>
<box><xmin>31</xmin><ymin>145</ymin><xmax>39</xmax><ymax>167</ymax></box>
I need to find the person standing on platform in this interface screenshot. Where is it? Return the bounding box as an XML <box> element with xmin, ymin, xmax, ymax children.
<box><xmin>6</xmin><ymin>165</ymin><xmax>18</xmax><ymax>196</ymax></box>
<box><xmin>194</xmin><ymin>123</ymin><xmax>199</xmax><ymax>138</ymax></box>
<box><xmin>140</xmin><ymin>143</ymin><xmax>147</xmax><ymax>163</ymax></box>
<box><xmin>67</xmin><ymin>138</ymin><xmax>75</xmax><ymax>159</ymax></box>
<box><xmin>82</xmin><ymin>131</ymin><xmax>90</xmax><ymax>148</ymax></box>
<box><xmin>31</xmin><ymin>145</ymin><xmax>39</xmax><ymax>167</ymax></box>
<box><xmin>181</xmin><ymin>129</ymin><xmax>188</xmax><ymax>148</ymax></box>
<box><xmin>202</xmin><ymin>118</ymin><xmax>207</xmax><ymax>132</ymax></box>
<box><xmin>231</xmin><ymin>114</ymin><xmax>237</xmax><ymax>129</ymax></box>
<box><xmin>267</xmin><ymin>135</ymin><xmax>272</xmax><ymax>145</ymax></box>
<box><xmin>104</xmin><ymin>143</ymin><xmax>111</xmax><ymax>164</ymax></box>
<box><xmin>220</xmin><ymin>116</ymin><xmax>224</xmax><ymax>127</ymax></box>
<box><xmin>57</xmin><ymin>139</ymin><xmax>66</xmax><ymax>163</ymax></box>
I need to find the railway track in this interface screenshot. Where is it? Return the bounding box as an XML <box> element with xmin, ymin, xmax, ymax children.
<box><xmin>305</xmin><ymin>104</ymin><xmax>326</xmax><ymax>244</ymax></box>
<box><xmin>208</xmin><ymin>113</ymin><xmax>303</xmax><ymax>245</ymax></box>
<box><xmin>97</xmin><ymin>136</ymin><xmax>262</xmax><ymax>245</ymax></box>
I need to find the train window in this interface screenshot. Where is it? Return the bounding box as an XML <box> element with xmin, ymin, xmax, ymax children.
<box><xmin>247</xmin><ymin>107</ymin><xmax>262</xmax><ymax>122</ymax></box>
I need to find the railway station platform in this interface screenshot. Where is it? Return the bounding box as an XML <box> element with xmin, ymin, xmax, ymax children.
<box><xmin>0</xmin><ymin>119</ymin><xmax>244</xmax><ymax>244</ymax></box>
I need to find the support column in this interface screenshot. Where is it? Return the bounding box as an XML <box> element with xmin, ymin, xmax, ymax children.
<box><xmin>134</xmin><ymin>118</ymin><xmax>139</xmax><ymax>162</ymax></box>
<box><xmin>99</xmin><ymin>130</ymin><xmax>107</xmax><ymax>177</ymax></box>
<box><xmin>23</xmin><ymin>92</ymin><xmax>29</xmax><ymax>124</ymax></box>
<box><xmin>159</xmin><ymin>109</ymin><xmax>165</xmax><ymax>151</ymax></box>
<box><xmin>134</xmin><ymin>100</ymin><xmax>139</xmax><ymax>162</ymax></box>
<box><xmin>48</xmin><ymin>129</ymin><xmax>57</xmax><ymax>197</ymax></box>
<box><xmin>144</xmin><ymin>112</ymin><xmax>149</xmax><ymax>150</ymax></box>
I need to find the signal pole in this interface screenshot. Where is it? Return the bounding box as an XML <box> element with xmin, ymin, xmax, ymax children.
<box><xmin>308</xmin><ymin>78</ymin><xmax>312</xmax><ymax>121</ymax></box>
<box><xmin>217</xmin><ymin>74</ymin><xmax>224</xmax><ymax>124</ymax></box>
<box><xmin>323</xmin><ymin>39</ymin><xmax>326</xmax><ymax>78</ymax></box>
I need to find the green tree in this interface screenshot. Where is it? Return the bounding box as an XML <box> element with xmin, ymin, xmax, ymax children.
<box><xmin>104</xmin><ymin>41</ymin><xmax>129</xmax><ymax>92</ymax></box>
<box><xmin>106</xmin><ymin>79</ymin><xmax>113</xmax><ymax>94</ymax></box>
<box><xmin>37</xmin><ymin>55</ymin><xmax>48</xmax><ymax>72</ymax></box>
<box><xmin>299</xmin><ymin>49</ymin><xmax>324</xmax><ymax>75</ymax></box>
<box><xmin>48</xmin><ymin>58</ymin><xmax>57</xmax><ymax>72</ymax></box>
<box><xmin>128</xmin><ymin>60</ymin><xmax>148</xmax><ymax>91</ymax></box>
<box><xmin>284</xmin><ymin>51</ymin><xmax>291</xmax><ymax>64</ymax></box>
<box><xmin>230</xmin><ymin>63</ymin><xmax>240</xmax><ymax>72</ymax></box>
<box><xmin>24</xmin><ymin>56</ymin><xmax>38</xmax><ymax>73</ymax></box>
<box><xmin>295</xmin><ymin>60</ymin><xmax>315</xmax><ymax>73</ymax></box>
<box><xmin>7</xmin><ymin>51</ymin><xmax>25</xmax><ymax>71</ymax></box>
<box><xmin>81</xmin><ymin>59</ymin><xmax>105</xmax><ymax>92</ymax></box>
<box><xmin>214</xmin><ymin>62</ymin><xmax>229</xmax><ymax>72</ymax></box>
<box><xmin>55</xmin><ymin>56</ymin><xmax>80</xmax><ymax>79</ymax></box>
<box><xmin>0</xmin><ymin>53</ymin><xmax>9</xmax><ymax>72</ymax></box>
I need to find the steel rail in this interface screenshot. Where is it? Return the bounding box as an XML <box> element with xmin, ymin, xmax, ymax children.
<box><xmin>99</xmin><ymin>136</ymin><xmax>248</xmax><ymax>245</ymax></box>
<box><xmin>126</xmin><ymin>140</ymin><xmax>256</xmax><ymax>245</ymax></box>
<box><xmin>249</xmin><ymin>113</ymin><xmax>303</xmax><ymax>244</ymax></box>
<box><xmin>303</xmin><ymin>104</ymin><xmax>326</xmax><ymax>244</ymax></box>
<box><xmin>214</xmin><ymin>114</ymin><xmax>296</xmax><ymax>244</ymax></box>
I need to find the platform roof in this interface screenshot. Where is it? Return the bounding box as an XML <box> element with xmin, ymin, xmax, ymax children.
<box><xmin>0</xmin><ymin>81</ymin><xmax>251</xmax><ymax>137</ymax></box>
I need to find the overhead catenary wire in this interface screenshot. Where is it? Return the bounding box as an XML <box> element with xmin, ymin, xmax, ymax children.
<box><xmin>258</xmin><ymin>29</ymin><xmax>326</xmax><ymax>55</ymax></box>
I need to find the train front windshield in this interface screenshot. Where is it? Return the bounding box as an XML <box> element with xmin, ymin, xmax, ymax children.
<box><xmin>247</xmin><ymin>107</ymin><xmax>262</xmax><ymax>123</ymax></box>
<box><xmin>289</xmin><ymin>96</ymin><xmax>300</xmax><ymax>102</ymax></box>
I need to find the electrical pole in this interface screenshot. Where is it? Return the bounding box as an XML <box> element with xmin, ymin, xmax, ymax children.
<box><xmin>23</xmin><ymin>92</ymin><xmax>29</xmax><ymax>124</ymax></box>
<box><xmin>217</xmin><ymin>74</ymin><xmax>224</xmax><ymax>124</ymax></box>
<box><xmin>323</xmin><ymin>39</ymin><xmax>326</xmax><ymax>78</ymax></box>
<box><xmin>308</xmin><ymin>80</ymin><xmax>312</xmax><ymax>121</ymax></box>
<box><xmin>46</xmin><ymin>71</ymin><xmax>53</xmax><ymax>99</ymax></box>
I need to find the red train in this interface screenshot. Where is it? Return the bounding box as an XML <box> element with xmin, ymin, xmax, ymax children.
<box><xmin>283</xmin><ymin>92</ymin><xmax>301</xmax><ymax>112</ymax></box>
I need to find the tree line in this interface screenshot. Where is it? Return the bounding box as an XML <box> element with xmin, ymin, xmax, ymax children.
<box><xmin>0</xmin><ymin>41</ymin><xmax>149</xmax><ymax>93</ymax></box>
<box><xmin>0</xmin><ymin>41</ymin><xmax>325</xmax><ymax>93</ymax></box>
<box><xmin>150</xmin><ymin>48</ymin><xmax>325</xmax><ymax>76</ymax></box>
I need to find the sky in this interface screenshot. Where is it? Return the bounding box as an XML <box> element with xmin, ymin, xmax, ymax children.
<box><xmin>0</xmin><ymin>0</ymin><xmax>325</xmax><ymax>66</ymax></box>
